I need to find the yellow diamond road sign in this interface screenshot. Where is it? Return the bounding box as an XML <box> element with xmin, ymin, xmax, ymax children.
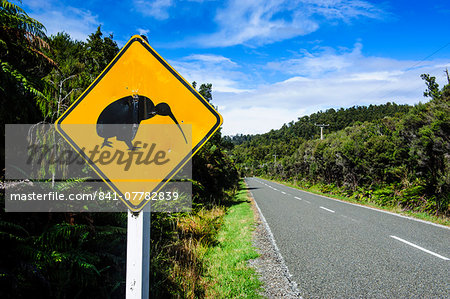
<box><xmin>55</xmin><ymin>35</ymin><xmax>222</xmax><ymax>212</ymax></box>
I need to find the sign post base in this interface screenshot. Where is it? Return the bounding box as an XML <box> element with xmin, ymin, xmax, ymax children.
<box><xmin>126</xmin><ymin>209</ymin><xmax>150</xmax><ymax>299</ymax></box>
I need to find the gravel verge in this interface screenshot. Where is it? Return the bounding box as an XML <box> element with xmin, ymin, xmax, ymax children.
<box><xmin>247</xmin><ymin>187</ymin><xmax>302</xmax><ymax>299</ymax></box>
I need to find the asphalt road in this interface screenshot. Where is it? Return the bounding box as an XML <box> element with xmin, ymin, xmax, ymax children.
<box><xmin>245</xmin><ymin>177</ymin><xmax>450</xmax><ymax>298</ymax></box>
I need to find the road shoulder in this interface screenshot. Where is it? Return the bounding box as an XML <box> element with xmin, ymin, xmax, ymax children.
<box><xmin>246</xmin><ymin>180</ymin><xmax>302</xmax><ymax>298</ymax></box>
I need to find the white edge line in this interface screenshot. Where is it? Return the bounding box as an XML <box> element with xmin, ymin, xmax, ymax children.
<box><xmin>390</xmin><ymin>235</ymin><xmax>449</xmax><ymax>261</ymax></box>
<box><xmin>246</xmin><ymin>183</ymin><xmax>302</xmax><ymax>296</ymax></box>
<box><xmin>320</xmin><ymin>206</ymin><xmax>335</xmax><ymax>213</ymax></box>
<box><xmin>261</xmin><ymin>178</ymin><xmax>450</xmax><ymax>230</ymax></box>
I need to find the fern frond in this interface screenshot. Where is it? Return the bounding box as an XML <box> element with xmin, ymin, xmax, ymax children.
<box><xmin>53</xmin><ymin>177</ymin><xmax>91</xmax><ymax>191</ymax></box>
<box><xmin>1</xmin><ymin>0</ymin><xmax>27</xmax><ymax>15</ymax></box>
<box><xmin>0</xmin><ymin>59</ymin><xmax>49</xmax><ymax>100</ymax></box>
<box><xmin>1</xmin><ymin>0</ymin><xmax>46</xmax><ymax>38</ymax></box>
<box><xmin>94</xmin><ymin>225</ymin><xmax>127</xmax><ymax>235</ymax></box>
<box><xmin>0</xmin><ymin>220</ymin><xmax>29</xmax><ymax>237</ymax></box>
<box><xmin>0</xmin><ymin>231</ymin><xmax>26</xmax><ymax>242</ymax></box>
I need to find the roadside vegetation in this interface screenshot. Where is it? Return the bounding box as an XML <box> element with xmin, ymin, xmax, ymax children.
<box><xmin>202</xmin><ymin>183</ymin><xmax>262</xmax><ymax>298</ymax></box>
<box><xmin>150</xmin><ymin>182</ymin><xmax>262</xmax><ymax>298</ymax></box>
<box><xmin>231</xmin><ymin>74</ymin><xmax>450</xmax><ymax>220</ymax></box>
<box><xmin>1</xmin><ymin>1</ymin><xmax>246</xmax><ymax>297</ymax></box>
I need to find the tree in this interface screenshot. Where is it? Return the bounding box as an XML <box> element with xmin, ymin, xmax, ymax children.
<box><xmin>421</xmin><ymin>73</ymin><xmax>441</xmax><ymax>100</ymax></box>
<box><xmin>82</xmin><ymin>26</ymin><xmax>119</xmax><ymax>82</ymax></box>
<box><xmin>0</xmin><ymin>0</ymin><xmax>54</xmax><ymax>124</ymax></box>
<box><xmin>199</xmin><ymin>83</ymin><xmax>212</xmax><ymax>102</ymax></box>
<box><xmin>233</xmin><ymin>73</ymin><xmax>449</xmax><ymax>215</ymax></box>
<box><xmin>38</xmin><ymin>27</ymin><xmax>120</xmax><ymax>122</ymax></box>
<box><xmin>43</xmin><ymin>33</ymin><xmax>85</xmax><ymax>121</ymax></box>
<box><xmin>1</xmin><ymin>15</ymin><xmax>128</xmax><ymax>297</ymax></box>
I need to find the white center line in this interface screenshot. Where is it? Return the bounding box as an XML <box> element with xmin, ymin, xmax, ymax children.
<box><xmin>320</xmin><ymin>206</ymin><xmax>335</xmax><ymax>213</ymax></box>
<box><xmin>390</xmin><ymin>235</ymin><xmax>449</xmax><ymax>261</ymax></box>
<box><xmin>294</xmin><ymin>196</ymin><xmax>302</xmax><ymax>200</ymax></box>
<box><xmin>281</xmin><ymin>191</ymin><xmax>286</xmax><ymax>194</ymax></box>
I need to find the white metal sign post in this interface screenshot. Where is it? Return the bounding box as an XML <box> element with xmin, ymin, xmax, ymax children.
<box><xmin>126</xmin><ymin>210</ymin><xmax>150</xmax><ymax>299</ymax></box>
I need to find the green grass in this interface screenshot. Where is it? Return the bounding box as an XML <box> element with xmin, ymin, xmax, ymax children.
<box><xmin>202</xmin><ymin>183</ymin><xmax>263</xmax><ymax>298</ymax></box>
<box><xmin>263</xmin><ymin>177</ymin><xmax>450</xmax><ymax>227</ymax></box>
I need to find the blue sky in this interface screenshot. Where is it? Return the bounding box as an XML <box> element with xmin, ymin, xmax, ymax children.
<box><xmin>24</xmin><ymin>0</ymin><xmax>450</xmax><ymax>135</ymax></box>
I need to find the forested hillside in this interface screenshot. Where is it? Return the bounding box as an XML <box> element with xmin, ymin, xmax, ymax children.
<box><xmin>233</xmin><ymin>75</ymin><xmax>450</xmax><ymax>216</ymax></box>
<box><xmin>226</xmin><ymin>102</ymin><xmax>411</xmax><ymax>146</ymax></box>
<box><xmin>1</xmin><ymin>1</ymin><xmax>239</xmax><ymax>297</ymax></box>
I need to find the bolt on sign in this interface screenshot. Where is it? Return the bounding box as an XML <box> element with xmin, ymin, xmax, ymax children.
<box><xmin>55</xmin><ymin>35</ymin><xmax>222</xmax><ymax>212</ymax></box>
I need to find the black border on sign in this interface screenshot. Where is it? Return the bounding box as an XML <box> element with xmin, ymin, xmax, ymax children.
<box><xmin>55</xmin><ymin>36</ymin><xmax>222</xmax><ymax>211</ymax></box>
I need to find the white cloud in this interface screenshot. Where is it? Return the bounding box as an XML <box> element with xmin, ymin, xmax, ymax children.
<box><xmin>309</xmin><ymin>0</ymin><xmax>384</xmax><ymax>20</ymax></box>
<box><xmin>195</xmin><ymin>0</ymin><xmax>384</xmax><ymax>47</ymax></box>
<box><xmin>221</xmin><ymin>106</ymin><xmax>307</xmax><ymax>136</ymax></box>
<box><xmin>169</xmin><ymin>54</ymin><xmax>251</xmax><ymax>93</ymax></box>
<box><xmin>133</xmin><ymin>0</ymin><xmax>174</xmax><ymax>20</ymax></box>
<box><xmin>27</xmin><ymin>5</ymin><xmax>100</xmax><ymax>42</ymax></box>
<box><xmin>183</xmin><ymin>54</ymin><xmax>237</xmax><ymax>65</ymax></box>
<box><xmin>265</xmin><ymin>42</ymin><xmax>407</xmax><ymax>77</ymax></box>
<box><xmin>137</xmin><ymin>28</ymin><xmax>150</xmax><ymax>36</ymax></box>
<box><xmin>212</xmin><ymin>44</ymin><xmax>449</xmax><ymax>135</ymax></box>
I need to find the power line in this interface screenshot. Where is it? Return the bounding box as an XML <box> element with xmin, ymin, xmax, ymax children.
<box><xmin>405</xmin><ymin>42</ymin><xmax>450</xmax><ymax>72</ymax></box>
<box><xmin>362</xmin><ymin>41</ymin><xmax>450</xmax><ymax>102</ymax></box>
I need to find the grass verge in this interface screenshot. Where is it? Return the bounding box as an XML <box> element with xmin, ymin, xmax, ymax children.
<box><xmin>263</xmin><ymin>177</ymin><xmax>450</xmax><ymax>227</ymax></box>
<box><xmin>202</xmin><ymin>182</ymin><xmax>263</xmax><ymax>298</ymax></box>
<box><xmin>150</xmin><ymin>182</ymin><xmax>263</xmax><ymax>298</ymax></box>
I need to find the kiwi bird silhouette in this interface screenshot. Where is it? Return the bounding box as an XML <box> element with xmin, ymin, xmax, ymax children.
<box><xmin>96</xmin><ymin>95</ymin><xmax>187</xmax><ymax>150</ymax></box>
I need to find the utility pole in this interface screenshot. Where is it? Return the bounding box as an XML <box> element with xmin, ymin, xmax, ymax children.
<box><xmin>315</xmin><ymin>123</ymin><xmax>329</xmax><ymax>140</ymax></box>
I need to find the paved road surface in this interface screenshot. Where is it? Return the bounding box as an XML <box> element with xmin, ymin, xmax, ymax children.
<box><xmin>246</xmin><ymin>177</ymin><xmax>450</xmax><ymax>298</ymax></box>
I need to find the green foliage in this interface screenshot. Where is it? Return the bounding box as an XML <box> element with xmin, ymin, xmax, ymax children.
<box><xmin>83</xmin><ymin>27</ymin><xmax>119</xmax><ymax>79</ymax></box>
<box><xmin>0</xmin><ymin>0</ymin><xmax>53</xmax><ymax>124</ymax></box>
<box><xmin>41</xmin><ymin>33</ymin><xmax>84</xmax><ymax>120</ymax></box>
<box><xmin>0</xmin><ymin>3</ymin><xmax>237</xmax><ymax>297</ymax></box>
<box><xmin>198</xmin><ymin>83</ymin><xmax>213</xmax><ymax>102</ymax></box>
<box><xmin>0</xmin><ymin>200</ymin><xmax>127</xmax><ymax>298</ymax></box>
<box><xmin>191</xmin><ymin>82</ymin><xmax>240</xmax><ymax>202</ymax></box>
<box><xmin>0</xmin><ymin>0</ymin><xmax>46</xmax><ymax>38</ymax></box>
<box><xmin>234</xmin><ymin>75</ymin><xmax>450</xmax><ymax>216</ymax></box>
<box><xmin>0</xmin><ymin>1</ymin><xmax>238</xmax><ymax>298</ymax></box>
<box><xmin>203</xmin><ymin>185</ymin><xmax>262</xmax><ymax>298</ymax></box>
<box><xmin>1</xmin><ymin>15</ymin><xmax>238</xmax><ymax>297</ymax></box>
<box><xmin>41</xmin><ymin>29</ymin><xmax>119</xmax><ymax>121</ymax></box>
<box><xmin>227</xmin><ymin>102</ymin><xmax>411</xmax><ymax>145</ymax></box>
<box><xmin>421</xmin><ymin>73</ymin><xmax>442</xmax><ymax>100</ymax></box>
<box><xmin>148</xmin><ymin>83</ymin><xmax>240</xmax><ymax>296</ymax></box>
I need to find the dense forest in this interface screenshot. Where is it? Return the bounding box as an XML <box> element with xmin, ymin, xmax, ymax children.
<box><xmin>1</xmin><ymin>1</ymin><xmax>239</xmax><ymax>297</ymax></box>
<box><xmin>226</xmin><ymin>102</ymin><xmax>412</xmax><ymax>145</ymax></box>
<box><xmin>232</xmin><ymin>75</ymin><xmax>450</xmax><ymax>216</ymax></box>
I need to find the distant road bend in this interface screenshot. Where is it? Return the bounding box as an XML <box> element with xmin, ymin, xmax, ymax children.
<box><xmin>246</xmin><ymin>177</ymin><xmax>450</xmax><ymax>298</ymax></box>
